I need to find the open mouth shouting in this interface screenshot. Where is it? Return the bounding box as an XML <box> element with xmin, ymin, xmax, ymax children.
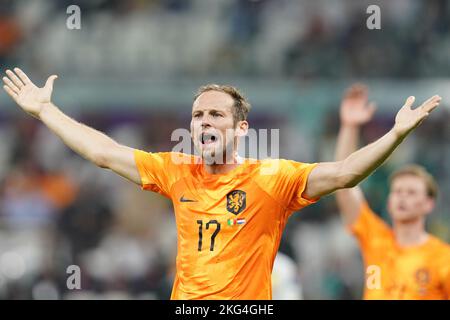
<box><xmin>200</xmin><ymin>132</ymin><xmax>219</xmax><ymax>146</ymax></box>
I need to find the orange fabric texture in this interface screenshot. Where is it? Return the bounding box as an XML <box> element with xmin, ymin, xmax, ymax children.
<box><xmin>134</xmin><ymin>150</ymin><xmax>318</xmax><ymax>299</ymax></box>
<box><xmin>350</xmin><ymin>201</ymin><xmax>450</xmax><ymax>300</ymax></box>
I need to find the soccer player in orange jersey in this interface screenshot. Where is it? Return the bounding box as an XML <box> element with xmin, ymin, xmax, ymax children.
<box><xmin>335</xmin><ymin>84</ymin><xmax>450</xmax><ymax>300</ymax></box>
<box><xmin>2</xmin><ymin>68</ymin><xmax>443</xmax><ymax>299</ymax></box>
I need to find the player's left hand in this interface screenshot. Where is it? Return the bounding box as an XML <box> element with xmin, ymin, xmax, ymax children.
<box><xmin>393</xmin><ymin>95</ymin><xmax>441</xmax><ymax>138</ymax></box>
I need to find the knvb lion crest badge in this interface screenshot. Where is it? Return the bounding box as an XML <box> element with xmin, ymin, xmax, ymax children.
<box><xmin>226</xmin><ymin>190</ymin><xmax>246</xmax><ymax>215</ymax></box>
<box><xmin>415</xmin><ymin>268</ymin><xmax>430</xmax><ymax>296</ymax></box>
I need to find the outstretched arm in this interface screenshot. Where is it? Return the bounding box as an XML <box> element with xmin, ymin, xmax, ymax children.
<box><xmin>304</xmin><ymin>89</ymin><xmax>441</xmax><ymax>201</ymax></box>
<box><xmin>2</xmin><ymin>68</ymin><xmax>141</xmax><ymax>185</ymax></box>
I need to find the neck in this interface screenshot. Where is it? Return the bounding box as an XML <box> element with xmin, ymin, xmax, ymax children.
<box><xmin>393</xmin><ymin>217</ymin><xmax>428</xmax><ymax>247</ymax></box>
<box><xmin>203</xmin><ymin>153</ymin><xmax>242</xmax><ymax>174</ymax></box>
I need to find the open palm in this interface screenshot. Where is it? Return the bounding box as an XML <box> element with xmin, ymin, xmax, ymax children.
<box><xmin>340</xmin><ymin>84</ymin><xmax>376</xmax><ymax>126</ymax></box>
<box><xmin>394</xmin><ymin>95</ymin><xmax>441</xmax><ymax>137</ymax></box>
<box><xmin>2</xmin><ymin>68</ymin><xmax>57</xmax><ymax>119</ymax></box>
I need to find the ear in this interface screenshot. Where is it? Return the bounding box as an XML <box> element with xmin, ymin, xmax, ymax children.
<box><xmin>236</xmin><ymin>120</ymin><xmax>249</xmax><ymax>137</ymax></box>
<box><xmin>424</xmin><ymin>197</ymin><xmax>435</xmax><ymax>216</ymax></box>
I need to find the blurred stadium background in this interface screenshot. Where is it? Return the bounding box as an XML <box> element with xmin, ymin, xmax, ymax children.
<box><xmin>0</xmin><ymin>0</ymin><xmax>449</xmax><ymax>299</ymax></box>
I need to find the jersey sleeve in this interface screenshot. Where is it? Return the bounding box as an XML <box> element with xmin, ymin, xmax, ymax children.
<box><xmin>259</xmin><ymin>159</ymin><xmax>319</xmax><ymax>214</ymax></box>
<box><xmin>133</xmin><ymin>149</ymin><xmax>177</xmax><ymax>198</ymax></box>
<box><xmin>348</xmin><ymin>200</ymin><xmax>392</xmax><ymax>248</ymax></box>
<box><xmin>443</xmin><ymin>265</ymin><xmax>450</xmax><ymax>299</ymax></box>
<box><xmin>439</xmin><ymin>250</ymin><xmax>450</xmax><ymax>299</ymax></box>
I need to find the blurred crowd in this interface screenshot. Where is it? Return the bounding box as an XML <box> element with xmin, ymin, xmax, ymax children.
<box><xmin>0</xmin><ymin>0</ymin><xmax>449</xmax><ymax>78</ymax></box>
<box><xmin>0</xmin><ymin>0</ymin><xmax>449</xmax><ymax>300</ymax></box>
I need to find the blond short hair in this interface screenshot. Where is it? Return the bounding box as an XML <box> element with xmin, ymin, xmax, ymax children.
<box><xmin>194</xmin><ymin>84</ymin><xmax>251</xmax><ymax>124</ymax></box>
<box><xmin>389</xmin><ymin>164</ymin><xmax>438</xmax><ymax>199</ymax></box>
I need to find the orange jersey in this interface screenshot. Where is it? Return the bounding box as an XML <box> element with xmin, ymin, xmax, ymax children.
<box><xmin>134</xmin><ymin>150</ymin><xmax>318</xmax><ymax>299</ymax></box>
<box><xmin>350</xmin><ymin>201</ymin><xmax>450</xmax><ymax>300</ymax></box>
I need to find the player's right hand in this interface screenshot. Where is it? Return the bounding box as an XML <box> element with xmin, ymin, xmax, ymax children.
<box><xmin>2</xmin><ymin>68</ymin><xmax>58</xmax><ymax>119</ymax></box>
<box><xmin>340</xmin><ymin>84</ymin><xmax>376</xmax><ymax>127</ymax></box>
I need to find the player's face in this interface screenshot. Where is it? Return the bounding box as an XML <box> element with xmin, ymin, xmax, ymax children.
<box><xmin>387</xmin><ymin>175</ymin><xmax>434</xmax><ymax>223</ymax></box>
<box><xmin>190</xmin><ymin>91</ymin><xmax>238</xmax><ymax>163</ymax></box>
